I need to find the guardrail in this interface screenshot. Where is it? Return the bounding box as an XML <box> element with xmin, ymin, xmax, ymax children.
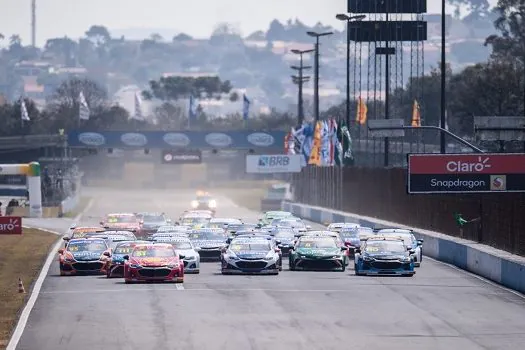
<box><xmin>0</xmin><ymin>134</ymin><xmax>66</xmax><ymax>150</ymax></box>
<box><xmin>282</xmin><ymin>201</ymin><xmax>525</xmax><ymax>294</ymax></box>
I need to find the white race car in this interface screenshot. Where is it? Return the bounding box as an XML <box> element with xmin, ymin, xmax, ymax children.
<box><xmin>375</xmin><ymin>228</ymin><xmax>423</xmax><ymax>267</ymax></box>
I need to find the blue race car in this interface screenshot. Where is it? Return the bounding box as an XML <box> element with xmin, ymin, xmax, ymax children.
<box><xmin>354</xmin><ymin>236</ymin><xmax>415</xmax><ymax>276</ymax></box>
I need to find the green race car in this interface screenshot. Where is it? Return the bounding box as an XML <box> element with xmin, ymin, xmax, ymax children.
<box><xmin>289</xmin><ymin>232</ymin><xmax>348</xmax><ymax>271</ymax></box>
<box><xmin>259</xmin><ymin>211</ymin><xmax>294</xmax><ymax>226</ymax></box>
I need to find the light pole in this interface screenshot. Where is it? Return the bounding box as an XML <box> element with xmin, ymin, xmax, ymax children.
<box><xmin>335</xmin><ymin>14</ymin><xmax>366</xmax><ymax>127</ymax></box>
<box><xmin>440</xmin><ymin>0</ymin><xmax>447</xmax><ymax>153</ymax></box>
<box><xmin>291</xmin><ymin>49</ymin><xmax>314</xmax><ymax>125</ymax></box>
<box><xmin>307</xmin><ymin>31</ymin><xmax>333</xmax><ymax>121</ymax></box>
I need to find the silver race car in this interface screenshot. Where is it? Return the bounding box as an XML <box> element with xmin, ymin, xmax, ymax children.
<box><xmin>375</xmin><ymin>228</ymin><xmax>423</xmax><ymax>267</ymax></box>
<box><xmin>221</xmin><ymin>236</ymin><xmax>280</xmax><ymax>275</ymax></box>
<box><xmin>189</xmin><ymin>228</ymin><xmax>228</xmax><ymax>260</ymax></box>
<box><xmin>154</xmin><ymin>237</ymin><xmax>200</xmax><ymax>273</ymax></box>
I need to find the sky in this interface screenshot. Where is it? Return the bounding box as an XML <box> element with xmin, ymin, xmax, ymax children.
<box><xmin>1</xmin><ymin>0</ymin><xmax>498</xmax><ymax>46</ymax></box>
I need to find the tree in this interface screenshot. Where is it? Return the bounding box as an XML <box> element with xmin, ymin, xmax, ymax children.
<box><xmin>485</xmin><ymin>0</ymin><xmax>525</xmax><ymax>60</ymax></box>
<box><xmin>143</xmin><ymin>75</ymin><xmax>234</xmax><ymax>101</ymax></box>
<box><xmin>85</xmin><ymin>25</ymin><xmax>111</xmax><ymax>46</ymax></box>
<box><xmin>173</xmin><ymin>33</ymin><xmax>193</xmax><ymax>41</ymax></box>
<box><xmin>266</xmin><ymin>19</ymin><xmax>286</xmax><ymax>41</ymax></box>
<box><xmin>43</xmin><ymin>37</ymin><xmax>77</xmax><ymax>65</ymax></box>
<box><xmin>150</xmin><ymin>33</ymin><xmax>163</xmax><ymax>42</ymax></box>
<box><xmin>210</xmin><ymin>23</ymin><xmax>244</xmax><ymax>46</ymax></box>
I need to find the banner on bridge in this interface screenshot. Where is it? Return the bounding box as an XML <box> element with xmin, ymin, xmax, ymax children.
<box><xmin>68</xmin><ymin>131</ymin><xmax>287</xmax><ymax>150</ymax></box>
<box><xmin>407</xmin><ymin>153</ymin><xmax>525</xmax><ymax>194</ymax></box>
<box><xmin>246</xmin><ymin>154</ymin><xmax>302</xmax><ymax>173</ymax></box>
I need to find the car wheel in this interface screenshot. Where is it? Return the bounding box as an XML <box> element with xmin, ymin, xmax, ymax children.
<box><xmin>340</xmin><ymin>264</ymin><xmax>346</xmax><ymax>272</ymax></box>
<box><xmin>289</xmin><ymin>261</ymin><xmax>296</xmax><ymax>271</ymax></box>
<box><xmin>59</xmin><ymin>270</ymin><xmax>66</xmax><ymax>276</ymax></box>
<box><xmin>124</xmin><ymin>279</ymin><xmax>131</xmax><ymax>284</ymax></box>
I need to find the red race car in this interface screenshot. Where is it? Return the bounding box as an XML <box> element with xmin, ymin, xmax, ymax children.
<box><xmin>123</xmin><ymin>243</ymin><xmax>184</xmax><ymax>284</ymax></box>
<box><xmin>100</xmin><ymin>213</ymin><xmax>141</xmax><ymax>233</ymax></box>
<box><xmin>58</xmin><ymin>238</ymin><xmax>110</xmax><ymax>275</ymax></box>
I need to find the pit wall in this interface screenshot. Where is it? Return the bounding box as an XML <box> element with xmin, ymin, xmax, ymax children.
<box><xmin>282</xmin><ymin>201</ymin><xmax>525</xmax><ymax>294</ymax></box>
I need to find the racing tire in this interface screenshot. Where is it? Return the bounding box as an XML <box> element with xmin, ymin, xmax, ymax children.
<box><xmin>354</xmin><ymin>264</ymin><xmax>363</xmax><ymax>276</ymax></box>
<box><xmin>124</xmin><ymin>280</ymin><xmax>132</xmax><ymax>284</ymax></box>
<box><xmin>59</xmin><ymin>270</ymin><xmax>66</xmax><ymax>276</ymax></box>
<box><xmin>340</xmin><ymin>264</ymin><xmax>346</xmax><ymax>272</ymax></box>
<box><xmin>289</xmin><ymin>261</ymin><xmax>296</xmax><ymax>271</ymax></box>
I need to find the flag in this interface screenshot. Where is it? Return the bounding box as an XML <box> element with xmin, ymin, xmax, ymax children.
<box><xmin>337</xmin><ymin>121</ymin><xmax>354</xmax><ymax>166</ymax></box>
<box><xmin>320</xmin><ymin>120</ymin><xmax>331</xmax><ymax>166</ymax></box>
<box><xmin>300</xmin><ymin>123</ymin><xmax>314</xmax><ymax>167</ymax></box>
<box><xmin>243</xmin><ymin>94</ymin><xmax>250</xmax><ymax>120</ymax></box>
<box><xmin>355</xmin><ymin>96</ymin><xmax>368</xmax><ymax>125</ymax></box>
<box><xmin>20</xmin><ymin>98</ymin><xmax>30</xmax><ymax>121</ymax></box>
<box><xmin>308</xmin><ymin>121</ymin><xmax>322</xmax><ymax>166</ymax></box>
<box><xmin>411</xmin><ymin>99</ymin><xmax>421</xmax><ymax>127</ymax></box>
<box><xmin>329</xmin><ymin>119</ymin><xmax>339</xmax><ymax>165</ymax></box>
<box><xmin>292</xmin><ymin>124</ymin><xmax>305</xmax><ymax>156</ymax></box>
<box><xmin>284</xmin><ymin>132</ymin><xmax>291</xmax><ymax>154</ymax></box>
<box><xmin>78</xmin><ymin>91</ymin><xmax>90</xmax><ymax>120</ymax></box>
<box><xmin>189</xmin><ymin>95</ymin><xmax>198</xmax><ymax>126</ymax></box>
<box><xmin>132</xmin><ymin>91</ymin><xmax>144</xmax><ymax>120</ymax></box>
<box><xmin>286</xmin><ymin>127</ymin><xmax>296</xmax><ymax>155</ymax></box>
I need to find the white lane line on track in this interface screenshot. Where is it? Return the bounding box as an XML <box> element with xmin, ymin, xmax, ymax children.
<box><xmin>175</xmin><ymin>283</ymin><xmax>185</xmax><ymax>290</ymax></box>
<box><xmin>6</xmin><ymin>198</ymin><xmax>95</xmax><ymax>350</ymax></box>
<box><xmin>39</xmin><ymin>288</ymin><xmax>365</xmax><ymax>294</ymax></box>
<box><xmin>426</xmin><ymin>257</ymin><xmax>525</xmax><ymax>300</ymax></box>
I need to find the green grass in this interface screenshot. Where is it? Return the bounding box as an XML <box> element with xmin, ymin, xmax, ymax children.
<box><xmin>0</xmin><ymin>228</ymin><xmax>59</xmax><ymax>349</ymax></box>
<box><xmin>62</xmin><ymin>197</ymin><xmax>91</xmax><ymax>218</ymax></box>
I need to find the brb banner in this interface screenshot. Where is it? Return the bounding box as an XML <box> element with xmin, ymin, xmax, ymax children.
<box><xmin>246</xmin><ymin>155</ymin><xmax>302</xmax><ymax>173</ymax></box>
<box><xmin>68</xmin><ymin>130</ymin><xmax>287</xmax><ymax>150</ymax></box>
<box><xmin>407</xmin><ymin>153</ymin><xmax>525</xmax><ymax>194</ymax></box>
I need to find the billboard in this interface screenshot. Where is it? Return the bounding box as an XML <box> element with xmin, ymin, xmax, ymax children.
<box><xmin>246</xmin><ymin>155</ymin><xmax>302</xmax><ymax>173</ymax></box>
<box><xmin>407</xmin><ymin>153</ymin><xmax>525</xmax><ymax>193</ymax></box>
<box><xmin>68</xmin><ymin>130</ymin><xmax>286</xmax><ymax>150</ymax></box>
<box><xmin>161</xmin><ymin>149</ymin><xmax>202</xmax><ymax>164</ymax></box>
<box><xmin>0</xmin><ymin>216</ymin><xmax>22</xmax><ymax>235</ymax></box>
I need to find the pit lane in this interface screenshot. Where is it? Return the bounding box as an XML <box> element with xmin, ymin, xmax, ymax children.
<box><xmin>14</xmin><ymin>187</ymin><xmax>525</xmax><ymax>350</ymax></box>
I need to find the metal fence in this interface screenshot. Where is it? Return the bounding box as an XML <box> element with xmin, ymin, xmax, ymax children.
<box><xmin>292</xmin><ymin>166</ymin><xmax>525</xmax><ymax>256</ymax></box>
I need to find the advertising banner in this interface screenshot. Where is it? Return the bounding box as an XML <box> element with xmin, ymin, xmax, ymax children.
<box><xmin>246</xmin><ymin>155</ymin><xmax>302</xmax><ymax>173</ymax></box>
<box><xmin>161</xmin><ymin>149</ymin><xmax>202</xmax><ymax>164</ymax></box>
<box><xmin>407</xmin><ymin>153</ymin><xmax>525</xmax><ymax>193</ymax></box>
<box><xmin>68</xmin><ymin>130</ymin><xmax>286</xmax><ymax>150</ymax></box>
<box><xmin>0</xmin><ymin>216</ymin><xmax>22</xmax><ymax>234</ymax></box>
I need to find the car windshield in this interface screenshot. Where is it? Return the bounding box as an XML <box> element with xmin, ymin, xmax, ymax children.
<box><xmin>132</xmin><ymin>246</ymin><xmax>175</xmax><ymax>257</ymax></box>
<box><xmin>279</xmin><ymin>220</ymin><xmax>304</xmax><ymax>228</ymax></box>
<box><xmin>181</xmin><ymin>217</ymin><xmax>210</xmax><ymax>225</ymax></box>
<box><xmin>169</xmin><ymin>241</ymin><xmax>193</xmax><ymax>249</ymax></box>
<box><xmin>189</xmin><ymin>231</ymin><xmax>224</xmax><ymax>240</ymax></box>
<box><xmin>230</xmin><ymin>242</ymin><xmax>271</xmax><ymax>251</ymax></box>
<box><xmin>108</xmin><ymin>239</ymin><xmax>130</xmax><ymax>250</ymax></box>
<box><xmin>298</xmin><ymin>237</ymin><xmax>337</xmax><ymax>248</ymax></box>
<box><xmin>197</xmin><ymin>196</ymin><xmax>212</xmax><ymax>202</ymax></box>
<box><xmin>143</xmin><ymin>215</ymin><xmax>165</xmax><ymax>222</ymax></box>
<box><xmin>339</xmin><ymin>229</ymin><xmax>359</xmax><ymax>238</ymax></box>
<box><xmin>365</xmin><ymin>241</ymin><xmax>406</xmax><ymax>253</ymax></box>
<box><xmin>379</xmin><ymin>232</ymin><xmax>415</xmax><ymax>246</ymax></box>
<box><xmin>157</xmin><ymin>226</ymin><xmax>179</xmax><ymax>232</ymax></box>
<box><xmin>67</xmin><ymin>241</ymin><xmax>107</xmax><ymax>252</ymax></box>
<box><xmin>114</xmin><ymin>244</ymin><xmax>135</xmax><ymax>254</ymax></box>
<box><xmin>107</xmin><ymin>216</ymin><xmax>136</xmax><ymax>223</ymax></box>
<box><xmin>274</xmin><ymin>230</ymin><xmax>295</xmax><ymax>238</ymax></box>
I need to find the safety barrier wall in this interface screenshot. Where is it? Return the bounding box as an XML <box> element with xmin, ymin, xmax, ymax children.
<box><xmin>282</xmin><ymin>201</ymin><xmax>525</xmax><ymax>294</ymax></box>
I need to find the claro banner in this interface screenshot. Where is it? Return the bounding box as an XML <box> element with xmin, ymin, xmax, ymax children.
<box><xmin>246</xmin><ymin>155</ymin><xmax>302</xmax><ymax>173</ymax></box>
<box><xmin>0</xmin><ymin>216</ymin><xmax>22</xmax><ymax>234</ymax></box>
<box><xmin>407</xmin><ymin>153</ymin><xmax>525</xmax><ymax>193</ymax></box>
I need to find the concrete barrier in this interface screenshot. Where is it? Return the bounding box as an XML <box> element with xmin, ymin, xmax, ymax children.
<box><xmin>282</xmin><ymin>201</ymin><xmax>525</xmax><ymax>294</ymax></box>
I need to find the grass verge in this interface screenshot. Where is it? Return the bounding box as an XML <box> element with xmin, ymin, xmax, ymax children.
<box><xmin>0</xmin><ymin>228</ymin><xmax>59</xmax><ymax>349</ymax></box>
<box><xmin>215</xmin><ymin>186</ymin><xmax>269</xmax><ymax>212</ymax></box>
<box><xmin>62</xmin><ymin>197</ymin><xmax>91</xmax><ymax>218</ymax></box>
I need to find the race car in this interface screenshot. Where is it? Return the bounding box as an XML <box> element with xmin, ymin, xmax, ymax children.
<box><xmin>179</xmin><ymin>214</ymin><xmax>212</xmax><ymax>229</ymax></box>
<box><xmin>104</xmin><ymin>240</ymin><xmax>149</xmax><ymax>278</ymax></box>
<box><xmin>100</xmin><ymin>213</ymin><xmax>141</xmax><ymax>232</ymax></box>
<box><xmin>123</xmin><ymin>243</ymin><xmax>184</xmax><ymax>283</ymax></box>
<box><xmin>338</xmin><ymin>226</ymin><xmax>375</xmax><ymax>257</ymax></box>
<box><xmin>375</xmin><ymin>228</ymin><xmax>423</xmax><ymax>267</ymax></box>
<box><xmin>226</xmin><ymin>223</ymin><xmax>258</xmax><ymax>236</ymax></box>
<box><xmin>188</xmin><ymin>228</ymin><xmax>227</xmax><ymax>260</ymax></box>
<box><xmin>289</xmin><ymin>233</ymin><xmax>348</xmax><ymax>271</ymax></box>
<box><xmin>259</xmin><ymin>211</ymin><xmax>293</xmax><ymax>226</ymax></box>
<box><xmin>326</xmin><ymin>222</ymin><xmax>360</xmax><ymax>233</ymax></box>
<box><xmin>62</xmin><ymin>226</ymin><xmax>106</xmax><ymax>246</ymax></box>
<box><xmin>153</xmin><ymin>237</ymin><xmax>200</xmax><ymax>274</ymax></box>
<box><xmin>179</xmin><ymin>210</ymin><xmax>215</xmax><ymax>220</ymax></box>
<box><xmin>221</xmin><ymin>236</ymin><xmax>280</xmax><ymax>275</ymax></box>
<box><xmin>136</xmin><ymin>212</ymin><xmax>172</xmax><ymax>236</ymax></box>
<box><xmin>271</xmin><ymin>217</ymin><xmax>310</xmax><ymax>233</ymax></box>
<box><xmin>207</xmin><ymin>218</ymin><xmax>243</xmax><ymax>231</ymax></box>
<box><xmin>156</xmin><ymin>225</ymin><xmax>191</xmax><ymax>234</ymax></box>
<box><xmin>354</xmin><ymin>236</ymin><xmax>415</xmax><ymax>276</ymax></box>
<box><xmin>190</xmin><ymin>191</ymin><xmax>217</xmax><ymax>214</ymax></box>
<box><xmin>100</xmin><ymin>230</ymin><xmax>137</xmax><ymax>241</ymax></box>
<box><xmin>58</xmin><ymin>238</ymin><xmax>110</xmax><ymax>275</ymax></box>
<box><xmin>150</xmin><ymin>232</ymin><xmax>189</xmax><ymax>241</ymax></box>
<box><xmin>273</xmin><ymin>228</ymin><xmax>296</xmax><ymax>255</ymax></box>
<box><xmin>90</xmin><ymin>233</ymin><xmax>136</xmax><ymax>251</ymax></box>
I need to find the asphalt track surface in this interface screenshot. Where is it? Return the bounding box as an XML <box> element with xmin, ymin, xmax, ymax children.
<box><xmin>15</xmin><ymin>188</ymin><xmax>525</xmax><ymax>350</ymax></box>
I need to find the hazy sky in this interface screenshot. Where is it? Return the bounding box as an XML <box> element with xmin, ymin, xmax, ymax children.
<box><xmin>1</xmin><ymin>0</ymin><xmax>496</xmax><ymax>46</ymax></box>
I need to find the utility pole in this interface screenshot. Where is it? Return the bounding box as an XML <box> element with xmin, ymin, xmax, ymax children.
<box><xmin>440</xmin><ymin>0</ymin><xmax>447</xmax><ymax>153</ymax></box>
<box><xmin>307</xmin><ymin>31</ymin><xmax>333</xmax><ymax>121</ymax></box>
<box><xmin>31</xmin><ymin>0</ymin><xmax>36</xmax><ymax>47</ymax></box>
<box><xmin>291</xmin><ymin>49</ymin><xmax>314</xmax><ymax>125</ymax></box>
<box><xmin>335</xmin><ymin>14</ymin><xmax>366</xmax><ymax>127</ymax></box>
